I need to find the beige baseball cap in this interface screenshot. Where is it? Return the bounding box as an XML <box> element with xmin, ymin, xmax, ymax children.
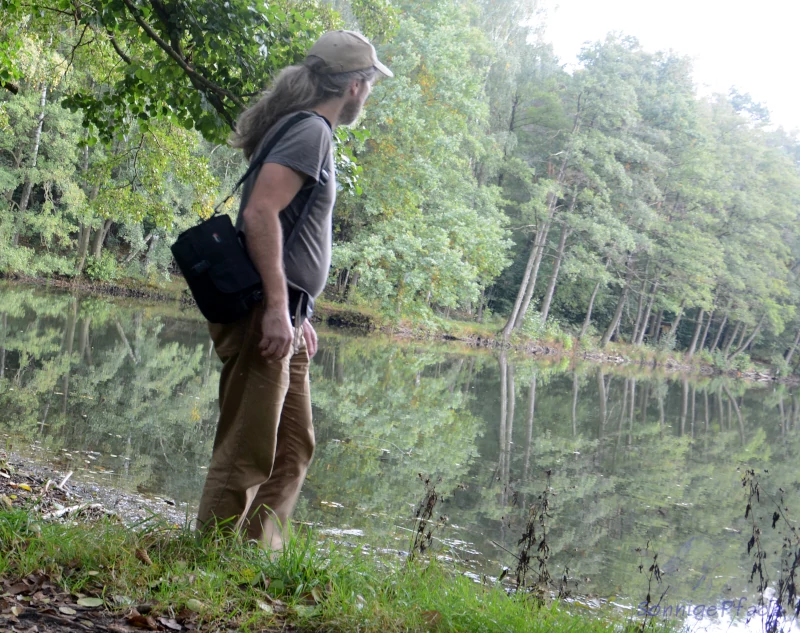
<box><xmin>307</xmin><ymin>30</ymin><xmax>393</xmax><ymax>78</ymax></box>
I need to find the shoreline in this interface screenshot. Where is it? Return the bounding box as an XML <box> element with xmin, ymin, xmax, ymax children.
<box><xmin>0</xmin><ymin>448</ymin><xmax>653</xmax><ymax>633</ymax></box>
<box><xmin>0</xmin><ymin>445</ymin><xmax>191</xmax><ymax>527</ymax></box>
<box><xmin>3</xmin><ymin>272</ymin><xmax>797</xmax><ymax>385</ymax></box>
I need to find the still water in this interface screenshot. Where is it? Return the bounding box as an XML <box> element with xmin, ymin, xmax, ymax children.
<box><xmin>1</xmin><ymin>283</ymin><xmax>798</xmax><ymax>632</ymax></box>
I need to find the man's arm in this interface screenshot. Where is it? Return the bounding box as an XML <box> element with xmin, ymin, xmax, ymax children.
<box><xmin>241</xmin><ymin>163</ymin><xmax>306</xmax><ymax>360</ymax></box>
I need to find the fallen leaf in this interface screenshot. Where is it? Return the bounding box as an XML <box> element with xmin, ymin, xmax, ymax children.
<box><xmin>185</xmin><ymin>598</ymin><xmax>204</xmax><ymax>612</ymax></box>
<box><xmin>113</xmin><ymin>595</ymin><xmax>135</xmax><ymax>606</ymax></box>
<box><xmin>127</xmin><ymin>613</ymin><xmax>159</xmax><ymax>630</ymax></box>
<box><xmin>87</xmin><ymin>571</ymin><xmax>100</xmax><ymax>576</ymax></box>
<box><xmin>0</xmin><ymin>469</ymin><xmax>10</xmax><ymax>478</ymax></box>
<box><xmin>79</xmin><ymin>620</ymin><xmax>95</xmax><ymax>628</ymax></box>
<box><xmin>17</xmin><ymin>484</ymin><xmax>31</xmax><ymax>492</ymax></box>
<box><xmin>294</xmin><ymin>604</ymin><xmax>318</xmax><ymax>618</ymax></box>
<box><xmin>158</xmin><ymin>617</ymin><xmax>182</xmax><ymax>631</ymax></box>
<box><xmin>10</xmin><ymin>605</ymin><xmax>24</xmax><ymax>616</ymax></box>
<box><xmin>7</xmin><ymin>582</ymin><xmax>29</xmax><ymax>596</ymax></box>
<box><xmin>256</xmin><ymin>600</ymin><xmax>273</xmax><ymax>614</ymax></box>
<box><xmin>78</xmin><ymin>597</ymin><xmax>104</xmax><ymax>608</ymax></box>
<box><xmin>135</xmin><ymin>548</ymin><xmax>153</xmax><ymax>566</ymax></box>
<box><xmin>0</xmin><ymin>495</ymin><xmax>12</xmax><ymax>509</ymax></box>
<box><xmin>59</xmin><ymin>606</ymin><xmax>78</xmax><ymax>615</ymax></box>
<box><xmin>310</xmin><ymin>586</ymin><xmax>324</xmax><ymax>603</ymax></box>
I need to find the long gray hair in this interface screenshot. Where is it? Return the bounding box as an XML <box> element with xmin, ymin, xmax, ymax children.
<box><xmin>232</xmin><ymin>57</ymin><xmax>377</xmax><ymax>160</ymax></box>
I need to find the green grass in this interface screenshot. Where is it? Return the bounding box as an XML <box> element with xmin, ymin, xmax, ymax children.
<box><xmin>0</xmin><ymin>509</ymin><xmax>670</xmax><ymax>632</ymax></box>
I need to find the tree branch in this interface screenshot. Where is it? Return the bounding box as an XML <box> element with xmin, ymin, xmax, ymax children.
<box><xmin>118</xmin><ymin>0</ymin><xmax>244</xmax><ymax>119</ymax></box>
<box><xmin>107</xmin><ymin>31</ymin><xmax>131</xmax><ymax>64</ymax></box>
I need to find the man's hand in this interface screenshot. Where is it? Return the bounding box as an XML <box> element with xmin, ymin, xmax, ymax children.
<box><xmin>259</xmin><ymin>308</ymin><xmax>294</xmax><ymax>360</ymax></box>
<box><xmin>303</xmin><ymin>320</ymin><xmax>318</xmax><ymax>358</ymax></box>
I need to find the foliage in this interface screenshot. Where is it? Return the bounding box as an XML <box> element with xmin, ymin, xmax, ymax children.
<box><xmin>84</xmin><ymin>251</ymin><xmax>119</xmax><ymax>282</ymax></box>
<box><xmin>0</xmin><ymin>0</ymin><xmax>799</xmax><ymax>367</ymax></box>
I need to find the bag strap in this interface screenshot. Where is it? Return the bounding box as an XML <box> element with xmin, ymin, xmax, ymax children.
<box><xmin>213</xmin><ymin>111</ymin><xmax>321</xmax><ymax>214</ymax></box>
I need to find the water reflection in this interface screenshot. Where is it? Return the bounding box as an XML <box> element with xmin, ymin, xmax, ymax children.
<box><xmin>1</xmin><ymin>283</ymin><xmax>799</xmax><ymax>631</ymax></box>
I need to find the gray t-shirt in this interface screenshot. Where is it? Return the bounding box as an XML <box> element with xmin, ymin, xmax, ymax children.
<box><xmin>236</xmin><ymin>111</ymin><xmax>336</xmax><ymax>300</ymax></box>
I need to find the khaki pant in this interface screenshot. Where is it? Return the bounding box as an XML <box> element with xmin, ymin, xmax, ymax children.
<box><xmin>196</xmin><ymin>305</ymin><xmax>314</xmax><ymax>549</ymax></box>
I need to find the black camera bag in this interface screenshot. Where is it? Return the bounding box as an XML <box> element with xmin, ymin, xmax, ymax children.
<box><xmin>171</xmin><ymin>112</ymin><xmax>329</xmax><ymax>324</ymax></box>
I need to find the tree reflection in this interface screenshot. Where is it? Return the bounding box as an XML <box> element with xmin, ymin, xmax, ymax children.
<box><xmin>1</xmin><ymin>283</ymin><xmax>799</xmax><ymax>616</ymax></box>
<box><xmin>0</xmin><ymin>284</ymin><xmax>218</xmax><ymax>501</ymax></box>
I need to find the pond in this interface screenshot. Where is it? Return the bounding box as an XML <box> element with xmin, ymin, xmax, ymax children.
<box><xmin>1</xmin><ymin>283</ymin><xmax>798</xmax><ymax>632</ymax></box>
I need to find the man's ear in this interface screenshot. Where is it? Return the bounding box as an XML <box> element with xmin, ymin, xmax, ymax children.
<box><xmin>349</xmin><ymin>79</ymin><xmax>360</xmax><ymax>96</ymax></box>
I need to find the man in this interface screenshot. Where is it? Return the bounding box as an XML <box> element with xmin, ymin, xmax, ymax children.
<box><xmin>197</xmin><ymin>30</ymin><xmax>392</xmax><ymax>548</ymax></box>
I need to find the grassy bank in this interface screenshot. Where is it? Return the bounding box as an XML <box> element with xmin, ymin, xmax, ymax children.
<box><xmin>0</xmin><ymin>509</ymin><xmax>664</xmax><ymax>633</ymax></box>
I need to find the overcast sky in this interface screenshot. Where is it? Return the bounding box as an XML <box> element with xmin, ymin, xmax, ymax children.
<box><xmin>543</xmin><ymin>0</ymin><xmax>799</xmax><ymax>132</ymax></box>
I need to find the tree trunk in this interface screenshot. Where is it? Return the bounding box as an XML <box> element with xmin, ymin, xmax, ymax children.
<box><xmin>680</xmin><ymin>378</ymin><xmax>688</xmax><ymax>436</ymax></box>
<box><xmin>722</xmin><ymin>321</ymin><xmax>742</xmax><ymax>356</ymax></box>
<box><xmin>539</xmin><ymin>222</ymin><xmax>571</xmax><ymax>324</ymax></box>
<box><xmin>635</xmin><ymin>280</ymin><xmax>659</xmax><ymax>345</ymax></box>
<box><xmin>732</xmin><ymin>324</ymin><xmax>748</xmax><ymax>352</ymax></box>
<box><xmin>91</xmin><ymin>218</ymin><xmax>114</xmax><ymax>259</ymax></box>
<box><xmin>523</xmin><ymin>376</ymin><xmax>536</xmax><ymax>482</ymax></box>
<box><xmin>580</xmin><ymin>280</ymin><xmax>601</xmax><ymax>339</ymax></box>
<box><xmin>496</xmin><ymin>93</ymin><xmax>519</xmax><ymax>189</ymax></box>
<box><xmin>653</xmin><ymin>310</ymin><xmax>664</xmax><ymax>344</ymax></box>
<box><xmin>723</xmin><ymin>385</ymin><xmax>745</xmax><ymax>443</ymax></box>
<box><xmin>571</xmin><ymin>372</ymin><xmax>579</xmax><ymax>436</ymax></box>
<box><xmin>784</xmin><ymin>328</ymin><xmax>800</xmax><ymax>365</ymax></box>
<box><xmin>698</xmin><ymin>309</ymin><xmax>715</xmax><ymax>351</ymax></box>
<box><xmin>502</xmin><ymin>233</ymin><xmax>540</xmax><ymax>340</ymax></box>
<box><xmin>668</xmin><ymin>300</ymin><xmax>686</xmax><ymax>344</ymax></box>
<box><xmin>498</xmin><ymin>353</ymin><xmax>508</xmax><ymax>482</ymax></box>
<box><xmin>61</xmin><ymin>300</ymin><xmax>78</xmax><ymax>416</ymax></box>
<box><xmin>503</xmin><ymin>108</ymin><xmax>582</xmax><ymax>339</ymax></box>
<box><xmin>12</xmin><ymin>84</ymin><xmax>48</xmax><ymax>246</ymax></box>
<box><xmin>597</xmin><ymin>370</ymin><xmax>607</xmax><ymax>430</ymax></box>
<box><xmin>512</xmin><ymin>219</ymin><xmax>552</xmax><ymax>330</ymax></box>
<box><xmin>687</xmin><ymin>308</ymin><xmax>705</xmax><ymax>357</ymax></box>
<box><xmin>601</xmin><ymin>256</ymin><xmax>634</xmax><ymax>347</ymax></box>
<box><xmin>731</xmin><ymin>314</ymin><xmax>765</xmax><ymax>358</ymax></box>
<box><xmin>123</xmin><ymin>232</ymin><xmax>154</xmax><ymax>265</ymax></box>
<box><xmin>710</xmin><ymin>313</ymin><xmax>729</xmax><ymax>352</ymax></box>
<box><xmin>506</xmin><ymin>363</ymin><xmax>516</xmax><ymax>487</ymax></box>
<box><xmin>631</xmin><ymin>274</ymin><xmax>649</xmax><ymax>345</ymax></box>
<box><xmin>628</xmin><ymin>378</ymin><xmax>636</xmax><ymax>447</ymax></box>
<box><xmin>143</xmin><ymin>234</ymin><xmax>159</xmax><ymax>271</ymax></box>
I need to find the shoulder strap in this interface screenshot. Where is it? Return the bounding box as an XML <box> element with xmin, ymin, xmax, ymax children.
<box><xmin>228</xmin><ymin>111</ymin><xmax>333</xmax><ymax>256</ymax></box>
<box><xmin>212</xmin><ymin>111</ymin><xmax>316</xmax><ymax>215</ymax></box>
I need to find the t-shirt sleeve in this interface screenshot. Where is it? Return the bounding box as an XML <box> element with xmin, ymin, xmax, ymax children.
<box><xmin>262</xmin><ymin>117</ymin><xmax>331</xmax><ymax>183</ymax></box>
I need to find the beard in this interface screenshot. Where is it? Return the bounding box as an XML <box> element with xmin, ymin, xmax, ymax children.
<box><xmin>338</xmin><ymin>98</ymin><xmax>364</xmax><ymax>127</ymax></box>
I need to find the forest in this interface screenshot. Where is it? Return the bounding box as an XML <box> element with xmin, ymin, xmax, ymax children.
<box><xmin>1</xmin><ymin>0</ymin><xmax>799</xmax><ymax>367</ymax></box>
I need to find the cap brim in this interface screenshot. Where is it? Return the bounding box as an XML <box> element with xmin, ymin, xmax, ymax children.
<box><xmin>374</xmin><ymin>59</ymin><xmax>393</xmax><ymax>78</ymax></box>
